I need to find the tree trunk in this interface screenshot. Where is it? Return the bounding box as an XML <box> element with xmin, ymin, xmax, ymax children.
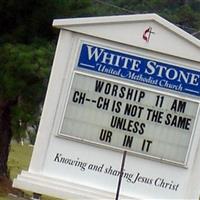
<box><xmin>0</xmin><ymin>100</ymin><xmax>13</xmax><ymax>177</ymax></box>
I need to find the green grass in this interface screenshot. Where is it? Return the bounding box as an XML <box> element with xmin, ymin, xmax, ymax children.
<box><xmin>0</xmin><ymin>142</ymin><xmax>61</xmax><ymax>200</ymax></box>
<box><xmin>0</xmin><ymin>194</ymin><xmax>7</xmax><ymax>200</ymax></box>
<box><xmin>8</xmin><ymin>142</ymin><xmax>33</xmax><ymax>180</ymax></box>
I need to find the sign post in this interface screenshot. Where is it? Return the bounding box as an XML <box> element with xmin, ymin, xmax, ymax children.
<box><xmin>115</xmin><ymin>151</ymin><xmax>127</xmax><ymax>200</ymax></box>
<box><xmin>13</xmin><ymin>14</ymin><xmax>200</xmax><ymax>199</ymax></box>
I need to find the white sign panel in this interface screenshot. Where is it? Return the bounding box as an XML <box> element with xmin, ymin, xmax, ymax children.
<box><xmin>60</xmin><ymin>72</ymin><xmax>198</xmax><ymax>165</ymax></box>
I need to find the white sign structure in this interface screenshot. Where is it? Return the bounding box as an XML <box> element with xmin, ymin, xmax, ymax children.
<box><xmin>13</xmin><ymin>14</ymin><xmax>200</xmax><ymax>200</ymax></box>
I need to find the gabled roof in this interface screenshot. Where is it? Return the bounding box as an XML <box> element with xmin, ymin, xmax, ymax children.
<box><xmin>53</xmin><ymin>14</ymin><xmax>200</xmax><ymax>62</ymax></box>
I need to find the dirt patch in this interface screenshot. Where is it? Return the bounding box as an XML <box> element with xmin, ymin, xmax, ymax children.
<box><xmin>0</xmin><ymin>176</ymin><xmax>22</xmax><ymax>196</ymax></box>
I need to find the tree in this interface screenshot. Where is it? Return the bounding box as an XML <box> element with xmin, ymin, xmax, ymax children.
<box><xmin>0</xmin><ymin>42</ymin><xmax>54</xmax><ymax>182</ymax></box>
<box><xmin>0</xmin><ymin>0</ymin><xmax>113</xmax><ymax>194</ymax></box>
<box><xmin>0</xmin><ymin>0</ymin><xmax>92</xmax><ymax>193</ymax></box>
<box><xmin>0</xmin><ymin>0</ymin><xmax>92</xmax><ymax>43</ymax></box>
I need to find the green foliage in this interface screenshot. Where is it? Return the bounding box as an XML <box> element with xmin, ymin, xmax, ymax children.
<box><xmin>1</xmin><ymin>0</ymin><xmax>199</xmax><ymax>41</ymax></box>
<box><xmin>0</xmin><ymin>42</ymin><xmax>55</xmax><ymax>140</ymax></box>
<box><xmin>0</xmin><ymin>0</ymin><xmax>93</xmax><ymax>145</ymax></box>
<box><xmin>177</xmin><ymin>5</ymin><xmax>200</xmax><ymax>28</ymax></box>
<box><xmin>89</xmin><ymin>0</ymin><xmax>200</xmax><ymax>38</ymax></box>
<box><xmin>0</xmin><ymin>0</ymin><xmax>92</xmax><ymax>43</ymax></box>
<box><xmin>65</xmin><ymin>0</ymin><xmax>92</xmax><ymax>17</ymax></box>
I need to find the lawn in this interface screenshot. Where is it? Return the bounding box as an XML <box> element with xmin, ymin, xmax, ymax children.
<box><xmin>0</xmin><ymin>142</ymin><xmax>61</xmax><ymax>200</ymax></box>
<box><xmin>8</xmin><ymin>142</ymin><xmax>33</xmax><ymax>181</ymax></box>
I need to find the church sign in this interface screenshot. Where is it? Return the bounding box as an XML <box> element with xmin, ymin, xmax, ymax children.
<box><xmin>13</xmin><ymin>14</ymin><xmax>200</xmax><ymax>200</ymax></box>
